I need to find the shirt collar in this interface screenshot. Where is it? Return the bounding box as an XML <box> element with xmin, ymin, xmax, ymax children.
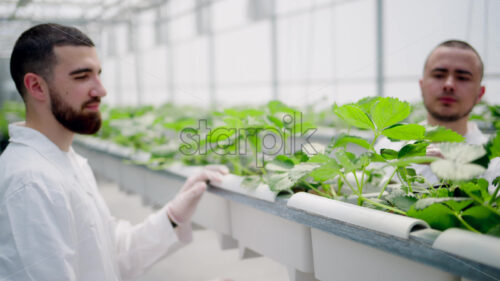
<box><xmin>8</xmin><ymin>122</ymin><xmax>76</xmax><ymax>174</ymax></box>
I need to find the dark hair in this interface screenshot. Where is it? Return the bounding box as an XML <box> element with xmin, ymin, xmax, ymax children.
<box><xmin>10</xmin><ymin>23</ymin><xmax>94</xmax><ymax>99</ymax></box>
<box><xmin>425</xmin><ymin>39</ymin><xmax>484</xmax><ymax>80</ymax></box>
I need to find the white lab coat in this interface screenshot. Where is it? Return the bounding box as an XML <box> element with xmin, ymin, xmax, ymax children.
<box><xmin>375</xmin><ymin>121</ymin><xmax>498</xmax><ymax>192</ymax></box>
<box><xmin>0</xmin><ymin>123</ymin><xmax>191</xmax><ymax>281</ymax></box>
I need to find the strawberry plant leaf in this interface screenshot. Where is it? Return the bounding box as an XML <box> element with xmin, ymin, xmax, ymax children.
<box><xmin>424</xmin><ymin>126</ymin><xmax>465</xmax><ymax>142</ymax></box>
<box><xmin>288</xmin><ymin>163</ymin><xmax>320</xmax><ymax>182</ymax></box>
<box><xmin>382</xmin><ymin>124</ymin><xmax>425</xmax><ymax>140</ymax></box>
<box><xmin>462</xmin><ymin>206</ymin><xmax>500</xmax><ymax>233</ymax></box>
<box><xmin>380</xmin><ymin>149</ymin><xmax>398</xmax><ymax>160</ymax></box>
<box><xmin>407</xmin><ymin>204</ymin><xmax>459</xmax><ymax>231</ymax></box>
<box><xmin>487</xmin><ymin>224</ymin><xmax>500</xmax><ymax>237</ymax></box>
<box><xmin>241</xmin><ymin>175</ymin><xmax>261</xmax><ymax>190</ymax></box>
<box><xmin>385</xmin><ymin>156</ymin><xmax>436</xmax><ymax>167</ymax></box>
<box><xmin>370</xmin><ymin>97</ymin><xmax>411</xmax><ymax>130</ymax></box>
<box><xmin>356</xmin><ymin>96</ymin><xmax>380</xmax><ymax>114</ymax></box>
<box><xmin>334</xmin><ymin>104</ymin><xmax>374</xmax><ymax>130</ymax></box>
<box><xmin>310</xmin><ymin>165</ymin><xmax>339</xmax><ymax>182</ymax></box>
<box><xmin>398</xmin><ymin>142</ymin><xmax>429</xmax><ymax>158</ymax></box>
<box><xmin>268</xmin><ymin>173</ymin><xmax>294</xmax><ymax>192</ymax></box>
<box><xmin>414</xmin><ymin>197</ymin><xmax>471</xmax><ymax>210</ymax></box>
<box><xmin>331</xmin><ymin>134</ymin><xmax>371</xmax><ymax>150</ymax></box>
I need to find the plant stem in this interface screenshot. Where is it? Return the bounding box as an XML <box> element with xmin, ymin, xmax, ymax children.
<box><xmin>363</xmin><ymin>197</ymin><xmax>407</xmax><ymax>215</ymax></box>
<box><xmin>328</xmin><ymin>183</ymin><xmax>338</xmax><ymax>198</ymax></box>
<box><xmin>340</xmin><ymin>173</ymin><xmax>358</xmax><ymax>195</ymax></box>
<box><xmin>301</xmin><ymin>180</ymin><xmax>332</xmax><ymax>199</ymax></box>
<box><xmin>352</xmin><ymin>171</ymin><xmax>362</xmax><ymax>194</ymax></box>
<box><xmin>488</xmin><ymin>184</ymin><xmax>500</xmax><ymax>206</ymax></box>
<box><xmin>455</xmin><ymin>213</ymin><xmax>480</xmax><ymax>233</ymax></box>
<box><xmin>378</xmin><ymin>168</ymin><xmax>397</xmax><ymax>199</ymax></box>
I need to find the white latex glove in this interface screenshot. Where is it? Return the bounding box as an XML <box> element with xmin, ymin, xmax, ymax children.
<box><xmin>426</xmin><ymin>143</ymin><xmax>444</xmax><ymax>159</ymax></box>
<box><xmin>167</xmin><ymin>165</ymin><xmax>229</xmax><ymax>225</ymax></box>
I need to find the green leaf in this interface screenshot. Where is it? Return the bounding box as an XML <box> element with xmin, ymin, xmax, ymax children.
<box><xmin>385</xmin><ymin>189</ymin><xmax>417</xmax><ymax>212</ymax></box>
<box><xmin>268</xmin><ymin>100</ymin><xmax>297</xmax><ymax>115</ymax></box>
<box><xmin>414</xmin><ymin>197</ymin><xmax>471</xmax><ymax>210</ymax></box>
<box><xmin>241</xmin><ymin>175</ymin><xmax>261</xmax><ymax>190</ymax></box>
<box><xmin>331</xmin><ymin>134</ymin><xmax>372</xmax><ymax>150</ymax></box>
<box><xmin>382</xmin><ymin>124</ymin><xmax>425</xmax><ymax>141</ymax></box>
<box><xmin>370</xmin><ymin>97</ymin><xmax>411</xmax><ymax>130</ymax></box>
<box><xmin>267</xmin><ymin>173</ymin><xmax>294</xmax><ymax>192</ymax></box>
<box><xmin>407</xmin><ymin>204</ymin><xmax>459</xmax><ymax>231</ymax></box>
<box><xmin>288</xmin><ymin>163</ymin><xmax>320</xmax><ymax>182</ymax></box>
<box><xmin>487</xmin><ymin>224</ymin><xmax>500</xmax><ymax>237</ymax></box>
<box><xmin>310</xmin><ymin>165</ymin><xmax>339</xmax><ymax>182</ymax></box>
<box><xmin>356</xmin><ymin>96</ymin><xmax>380</xmax><ymax>114</ymax></box>
<box><xmin>335</xmin><ymin>150</ymin><xmax>357</xmax><ymax>172</ymax></box>
<box><xmin>267</xmin><ymin>115</ymin><xmax>284</xmax><ymax>129</ymax></box>
<box><xmin>334</xmin><ymin>104</ymin><xmax>374</xmax><ymax>130</ymax></box>
<box><xmin>424</xmin><ymin>126</ymin><xmax>465</xmax><ymax>142</ymax></box>
<box><xmin>443</xmin><ymin>200</ymin><xmax>474</xmax><ymax>212</ymax></box>
<box><xmin>385</xmin><ymin>156</ymin><xmax>437</xmax><ymax>167</ymax></box>
<box><xmin>462</xmin><ymin>206</ymin><xmax>500</xmax><ymax>233</ymax></box>
<box><xmin>265</xmin><ymin>160</ymin><xmax>293</xmax><ymax>172</ymax></box>
<box><xmin>308</xmin><ymin>154</ymin><xmax>331</xmax><ymax>164</ymax></box>
<box><xmin>486</xmin><ymin>132</ymin><xmax>500</xmax><ymax>160</ymax></box>
<box><xmin>380</xmin><ymin>149</ymin><xmax>398</xmax><ymax>160</ymax></box>
<box><xmin>398</xmin><ymin>142</ymin><xmax>429</xmax><ymax>158</ymax></box>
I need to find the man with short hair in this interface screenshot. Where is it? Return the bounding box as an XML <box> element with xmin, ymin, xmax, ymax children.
<box><xmin>420</xmin><ymin>40</ymin><xmax>487</xmax><ymax>145</ymax></box>
<box><xmin>376</xmin><ymin>39</ymin><xmax>498</xmax><ymax>187</ymax></box>
<box><xmin>0</xmin><ymin>23</ymin><xmax>228</xmax><ymax>281</ymax></box>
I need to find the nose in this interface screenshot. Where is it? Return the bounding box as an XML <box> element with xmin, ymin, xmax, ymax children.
<box><xmin>90</xmin><ymin>76</ymin><xmax>107</xmax><ymax>98</ymax></box>
<box><xmin>443</xmin><ymin>75</ymin><xmax>455</xmax><ymax>93</ymax></box>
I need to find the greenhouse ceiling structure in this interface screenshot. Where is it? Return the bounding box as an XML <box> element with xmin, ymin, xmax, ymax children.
<box><xmin>1</xmin><ymin>0</ymin><xmax>499</xmax><ymax>108</ymax></box>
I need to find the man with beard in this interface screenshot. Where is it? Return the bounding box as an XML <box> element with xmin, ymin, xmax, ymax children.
<box><xmin>0</xmin><ymin>24</ymin><xmax>229</xmax><ymax>281</ymax></box>
<box><xmin>376</xmin><ymin>40</ymin><xmax>499</xmax><ymax>188</ymax></box>
<box><xmin>420</xmin><ymin>40</ymin><xmax>486</xmax><ymax>144</ymax></box>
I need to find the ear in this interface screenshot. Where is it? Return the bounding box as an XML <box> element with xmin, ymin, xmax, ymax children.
<box><xmin>24</xmin><ymin>73</ymin><xmax>48</xmax><ymax>101</ymax></box>
<box><xmin>419</xmin><ymin>78</ymin><xmax>423</xmax><ymax>94</ymax></box>
<box><xmin>476</xmin><ymin>85</ymin><xmax>485</xmax><ymax>104</ymax></box>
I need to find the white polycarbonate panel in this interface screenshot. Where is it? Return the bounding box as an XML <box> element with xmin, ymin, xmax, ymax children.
<box><xmin>216</xmin><ymin>87</ymin><xmax>273</xmax><ymax>107</ymax></box>
<box><xmin>120</xmin><ymin>54</ymin><xmax>139</xmax><ymax>105</ymax></box>
<box><xmin>212</xmin><ymin>0</ymin><xmax>249</xmax><ymax>32</ymax></box>
<box><xmin>277</xmin><ymin>7</ymin><xmax>335</xmax><ymax>81</ymax></box>
<box><xmin>275</xmin><ymin>0</ymin><xmax>333</xmax><ymax>15</ymax></box>
<box><xmin>101</xmin><ymin>59</ymin><xmax>119</xmax><ymax>106</ymax></box>
<box><xmin>169</xmin><ymin>14</ymin><xmax>197</xmax><ymax>43</ymax></box>
<box><xmin>172</xmin><ymin>38</ymin><xmax>209</xmax><ymax>85</ymax></box>
<box><xmin>334</xmin><ymin>0</ymin><xmax>376</xmax><ymax>79</ymax></box>
<box><xmin>483</xmin><ymin>79</ymin><xmax>500</xmax><ymax>105</ymax></box>
<box><xmin>384</xmin><ymin>81</ymin><xmax>422</xmax><ymax>103</ymax></box>
<box><xmin>280</xmin><ymin>84</ymin><xmax>336</xmax><ymax>110</ymax></box>
<box><xmin>136</xmin><ymin>11</ymin><xmax>157</xmax><ymax>50</ymax></box>
<box><xmin>174</xmin><ymin>86</ymin><xmax>213</xmax><ymax>106</ymax></box>
<box><xmin>167</xmin><ymin>0</ymin><xmax>196</xmax><ymax>17</ymax></box>
<box><xmin>486</xmin><ymin>0</ymin><xmax>500</xmax><ymax>73</ymax></box>
<box><xmin>215</xmin><ymin>22</ymin><xmax>271</xmax><ymax>83</ymax></box>
<box><xmin>385</xmin><ymin>0</ymin><xmax>486</xmax><ymax>78</ymax></box>
<box><xmin>334</xmin><ymin>82</ymin><xmax>377</xmax><ymax>105</ymax></box>
<box><xmin>142</xmin><ymin>47</ymin><xmax>168</xmax><ymax>105</ymax></box>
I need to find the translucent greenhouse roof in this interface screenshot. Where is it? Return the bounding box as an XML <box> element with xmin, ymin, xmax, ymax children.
<box><xmin>0</xmin><ymin>0</ymin><xmax>166</xmax><ymax>58</ymax></box>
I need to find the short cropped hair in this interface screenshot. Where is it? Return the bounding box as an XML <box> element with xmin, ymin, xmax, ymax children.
<box><xmin>10</xmin><ymin>23</ymin><xmax>94</xmax><ymax>99</ymax></box>
<box><xmin>424</xmin><ymin>39</ymin><xmax>484</xmax><ymax>80</ymax></box>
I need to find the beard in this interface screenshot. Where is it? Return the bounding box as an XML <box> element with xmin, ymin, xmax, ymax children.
<box><xmin>49</xmin><ymin>87</ymin><xmax>102</xmax><ymax>135</ymax></box>
<box><xmin>424</xmin><ymin>100</ymin><xmax>474</xmax><ymax>123</ymax></box>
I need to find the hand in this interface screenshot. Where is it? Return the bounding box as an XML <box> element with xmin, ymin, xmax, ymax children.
<box><xmin>426</xmin><ymin>144</ymin><xmax>444</xmax><ymax>159</ymax></box>
<box><xmin>167</xmin><ymin>165</ymin><xmax>229</xmax><ymax>225</ymax></box>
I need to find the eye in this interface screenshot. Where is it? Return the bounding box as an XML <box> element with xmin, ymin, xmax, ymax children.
<box><xmin>74</xmin><ymin>75</ymin><xmax>88</xmax><ymax>80</ymax></box>
<box><xmin>432</xmin><ymin>73</ymin><xmax>445</xmax><ymax>79</ymax></box>
<box><xmin>457</xmin><ymin>76</ymin><xmax>470</xmax><ymax>81</ymax></box>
